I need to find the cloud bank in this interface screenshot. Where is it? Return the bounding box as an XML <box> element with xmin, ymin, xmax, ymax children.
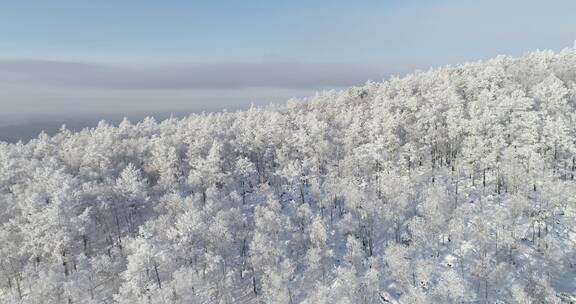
<box><xmin>0</xmin><ymin>60</ymin><xmax>390</xmax><ymax>90</ymax></box>
<box><xmin>0</xmin><ymin>60</ymin><xmax>392</xmax><ymax>122</ymax></box>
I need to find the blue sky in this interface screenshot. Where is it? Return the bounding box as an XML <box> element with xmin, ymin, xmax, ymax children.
<box><xmin>0</xmin><ymin>0</ymin><xmax>575</xmax><ymax>121</ymax></box>
<box><xmin>0</xmin><ymin>0</ymin><xmax>426</xmax><ymax>63</ymax></box>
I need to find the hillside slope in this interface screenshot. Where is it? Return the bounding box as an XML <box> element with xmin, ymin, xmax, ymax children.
<box><xmin>1</xmin><ymin>49</ymin><xmax>576</xmax><ymax>303</ymax></box>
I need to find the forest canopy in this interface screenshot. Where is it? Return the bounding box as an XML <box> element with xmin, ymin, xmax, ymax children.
<box><xmin>1</xmin><ymin>49</ymin><xmax>575</xmax><ymax>303</ymax></box>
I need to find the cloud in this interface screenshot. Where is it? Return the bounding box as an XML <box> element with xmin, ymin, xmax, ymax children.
<box><xmin>0</xmin><ymin>60</ymin><xmax>391</xmax><ymax>90</ymax></box>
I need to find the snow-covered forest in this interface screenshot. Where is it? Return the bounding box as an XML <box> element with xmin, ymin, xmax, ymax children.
<box><xmin>1</xmin><ymin>49</ymin><xmax>576</xmax><ymax>303</ymax></box>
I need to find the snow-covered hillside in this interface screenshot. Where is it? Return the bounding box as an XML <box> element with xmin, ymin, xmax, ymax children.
<box><xmin>1</xmin><ymin>49</ymin><xmax>576</xmax><ymax>303</ymax></box>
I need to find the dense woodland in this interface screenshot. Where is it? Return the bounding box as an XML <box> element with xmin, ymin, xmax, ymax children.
<box><xmin>1</xmin><ymin>49</ymin><xmax>576</xmax><ymax>303</ymax></box>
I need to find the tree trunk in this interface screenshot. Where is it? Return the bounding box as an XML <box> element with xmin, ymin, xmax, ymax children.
<box><xmin>83</xmin><ymin>234</ymin><xmax>89</xmax><ymax>256</ymax></box>
<box><xmin>485</xmin><ymin>278</ymin><xmax>489</xmax><ymax>302</ymax></box>
<box><xmin>154</xmin><ymin>262</ymin><xmax>162</xmax><ymax>289</ymax></box>
<box><xmin>115</xmin><ymin>214</ymin><xmax>122</xmax><ymax>246</ymax></box>
<box><xmin>16</xmin><ymin>275</ymin><xmax>22</xmax><ymax>300</ymax></box>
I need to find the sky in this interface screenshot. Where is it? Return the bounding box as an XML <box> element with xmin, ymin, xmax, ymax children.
<box><xmin>0</xmin><ymin>0</ymin><xmax>575</xmax><ymax>125</ymax></box>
